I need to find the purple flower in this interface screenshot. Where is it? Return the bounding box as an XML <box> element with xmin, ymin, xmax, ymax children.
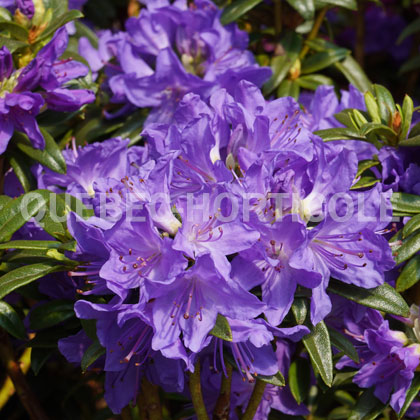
<box><xmin>16</xmin><ymin>0</ymin><xmax>34</xmax><ymax>18</ymax></box>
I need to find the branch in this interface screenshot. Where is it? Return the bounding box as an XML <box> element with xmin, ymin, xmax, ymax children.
<box><xmin>241</xmin><ymin>379</ymin><xmax>267</xmax><ymax>420</ymax></box>
<box><xmin>213</xmin><ymin>362</ymin><xmax>233</xmax><ymax>420</ymax></box>
<box><xmin>299</xmin><ymin>7</ymin><xmax>329</xmax><ymax>60</ymax></box>
<box><xmin>138</xmin><ymin>378</ymin><xmax>162</xmax><ymax>420</ymax></box>
<box><xmin>189</xmin><ymin>359</ymin><xmax>210</xmax><ymax>420</ymax></box>
<box><xmin>0</xmin><ymin>331</ymin><xmax>49</xmax><ymax>420</ymax></box>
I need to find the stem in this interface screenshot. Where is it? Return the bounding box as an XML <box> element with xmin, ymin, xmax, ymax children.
<box><xmin>241</xmin><ymin>380</ymin><xmax>267</xmax><ymax>420</ymax></box>
<box><xmin>189</xmin><ymin>360</ymin><xmax>210</xmax><ymax>420</ymax></box>
<box><xmin>0</xmin><ymin>347</ymin><xmax>31</xmax><ymax>410</ymax></box>
<box><xmin>213</xmin><ymin>363</ymin><xmax>233</xmax><ymax>420</ymax></box>
<box><xmin>299</xmin><ymin>7</ymin><xmax>329</xmax><ymax>60</ymax></box>
<box><xmin>274</xmin><ymin>0</ymin><xmax>282</xmax><ymax>37</ymax></box>
<box><xmin>0</xmin><ymin>331</ymin><xmax>49</xmax><ymax>420</ymax></box>
<box><xmin>354</xmin><ymin>0</ymin><xmax>365</xmax><ymax>67</ymax></box>
<box><xmin>137</xmin><ymin>378</ymin><xmax>162</xmax><ymax>420</ymax></box>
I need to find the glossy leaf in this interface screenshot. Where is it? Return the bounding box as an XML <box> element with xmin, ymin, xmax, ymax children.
<box><xmin>302</xmin><ymin>321</ymin><xmax>333</xmax><ymax>387</ymax></box>
<box><xmin>350</xmin><ymin>176</ymin><xmax>379</xmax><ymax>190</ymax></box>
<box><xmin>220</xmin><ymin>0</ymin><xmax>263</xmax><ymax>25</ymax></box>
<box><xmin>301</xmin><ymin>49</ymin><xmax>348</xmax><ymax>74</ymax></box>
<box><xmin>348</xmin><ymin>388</ymin><xmax>387</xmax><ymax>420</ymax></box>
<box><xmin>0</xmin><ymin>300</ymin><xmax>26</xmax><ymax>340</ymax></box>
<box><xmin>30</xmin><ymin>300</ymin><xmax>75</xmax><ymax>330</ymax></box>
<box><xmin>292</xmin><ymin>298</ymin><xmax>308</xmax><ymax>325</ymax></box>
<box><xmin>391</xmin><ymin>192</ymin><xmax>420</xmax><ymax>214</ymax></box>
<box><xmin>397</xmin><ymin>17</ymin><xmax>420</xmax><ymax>44</ymax></box>
<box><xmin>286</xmin><ymin>0</ymin><xmax>315</xmax><ymax>19</ymax></box>
<box><xmin>334</xmin><ymin>56</ymin><xmax>371</xmax><ymax>93</ymax></box>
<box><xmin>399</xmin><ymin>135</ymin><xmax>420</xmax><ymax>147</ymax></box>
<box><xmin>398</xmin><ymin>373</ymin><xmax>420</xmax><ymax>419</ymax></box>
<box><xmin>328</xmin><ymin>281</ymin><xmax>410</xmax><ymax>317</ymax></box>
<box><xmin>81</xmin><ymin>341</ymin><xmax>105</xmax><ymax>372</ymax></box>
<box><xmin>356</xmin><ymin>159</ymin><xmax>380</xmax><ymax>178</ymax></box>
<box><xmin>400</xmin><ymin>94</ymin><xmax>414</xmax><ymax>141</ymax></box>
<box><xmin>374</xmin><ymin>84</ymin><xmax>395</xmax><ymax>125</ymax></box>
<box><xmin>295</xmin><ymin>73</ymin><xmax>333</xmax><ymax>90</ymax></box>
<box><xmin>0</xmin><ymin>263</ymin><xmax>68</xmax><ymax>300</ymax></box>
<box><xmin>36</xmin><ymin>10</ymin><xmax>83</xmax><ymax>42</ymax></box>
<box><xmin>0</xmin><ymin>240</ymin><xmax>74</xmax><ymax>251</ymax></box>
<box><xmin>257</xmin><ymin>371</ymin><xmax>285</xmax><ymax>387</ymax></box>
<box><xmin>210</xmin><ymin>314</ymin><xmax>233</xmax><ymax>341</ymax></box>
<box><xmin>7</xmin><ymin>151</ymin><xmax>36</xmax><ymax>193</ymax></box>
<box><xmin>314</xmin><ymin>127</ymin><xmax>365</xmax><ymax>141</ymax></box>
<box><xmin>393</xmin><ymin>231</ymin><xmax>420</xmax><ymax>265</ymax></box>
<box><xmin>277</xmin><ymin>79</ymin><xmax>300</xmax><ymax>99</ymax></box>
<box><xmin>288</xmin><ymin>358</ymin><xmax>311</xmax><ymax>404</ymax></box>
<box><xmin>328</xmin><ymin>328</ymin><xmax>359</xmax><ymax>363</ymax></box>
<box><xmin>314</xmin><ymin>0</ymin><xmax>357</xmax><ymax>10</ymax></box>
<box><xmin>396</xmin><ymin>255</ymin><xmax>420</xmax><ymax>292</ymax></box>
<box><xmin>403</xmin><ymin>214</ymin><xmax>420</xmax><ymax>238</ymax></box>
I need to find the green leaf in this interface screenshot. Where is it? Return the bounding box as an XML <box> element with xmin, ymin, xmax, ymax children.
<box><xmin>397</xmin><ymin>17</ymin><xmax>420</xmax><ymax>44</ymax></box>
<box><xmin>396</xmin><ymin>255</ymin><xmax>420</xmax><ymax>292</ymax></box>
<box><xmin>0</xmin><ymin>7</ymin><xmax>12</xmax><ymax>21</ymax></box>
<box><xmin>14</xmin><ymin>130</ymin><xmax>66</xmax><ymax>174</ymax></box>
<box><xmin>314</xmin><ymin>127</ymin><xmax>365</xmax><ymax>141</ymax></box>
<box><xmin>360</xmin><ymin>123</ymin><xmax>396</xmax><ymax>141</ymax></box>
<box><xmin>277</xmin><ymin>79</ymin><xmax>300</xmax><ymax>99</ymax></box>
<box><xmin>0</xmin><ymin>301</ymin><xmax>26</xmax><ymax>340</ymax></box>
<box><xmin>399</xmin><ymin>135</ymin><xmax>420</xmax><ymax>147</ymax></box>
<box><xmin>302</xmin><ymin>321</ymin><xmax>333</xmax><ymax>387</ymax></box>
<box><xmin>350</xmin><ymin>176</ymin><xmax>379</xmax><ymax>190</ymax></box>
<box><xmin>400</xmin><ymin>94</ymin><xmax>414</xmax><ymax>141</ymax></box>
<box><xmin>374</xmin><ymin>85</ymin><xmax>395</xmax><ymax>125</ymax></box>
<box><xmin>220</xmin><ymin>0</ymin><xmax>262</xmax><ymax>25</ymax></box>
<box><xmin>81</xmin><ymin>341</ymin><xmax>105</xmax><ymax>372</ymax></box>
<box><xmin>74</xmin><ymin>20</ymin><xmax>98</xmax><ymax>48</ymax></box>
<box><xmin>210</xmin><ymin>314</ymin><xmax>232</xmax><ymax>341</ymax></box>
<box><xmin>301</xmin><ymin>49</ymin><xmax>348</xmax><ymax>74</ymax></box>
<box><xmin>263</xmin><ymin>31</ymin><xmax>302</xmax><ymax>94</ymax></box>
<box><xmin>0</xmin><ymin>240</ymin><xmax>73</xmax><ymax>251</ymax></box>
<box><xmin>328</xmin><ymin>281</ymin><xmax>410</xmax><ymax>317</ymax></box>
<box><xmin>295</xmin><ymin>73</ymin><xmax>333</xmax><ymax>90</ymax></box>
<box><xmin>348</xmin><ymin>388</ymin><xmax>387</xmax><ymax>420</ymax></box>
<box><xmin>0</xmin><ymin>190</ymin><xmax>49</xmax><ymax>242</ymax></box>
<box><xmin>7</xmin><ymin>151</ymin><xmax>36</xmax><ymax>193</ymax></box>
<box><xmin>399</xmin><ymin>373</ymin><xmax>420</xmax><ymax>418</ymax></box>
<box><xmin>0</xmin><ymin>35</ymin><xmax>28</xmax><ymax>52</ymax></box>
<box><xmin>399</xmin><ymin>55</ymin><xmax>420</xmax><ymax>75</ymax></box>
<box><xmin>403</xmin><ymin>214</ymin><xmax>420</xmax><ymax>238</ymax></box>
<box><xmin>36</xmin><ymin>10</ymin><xmax>83</xmax><ymax>42</ymax></box>
<box><xmin>314</xmin><ymin>0</ymin><xmax>357</xmax><ymax>10</ymax></box>
<box><xmin>0</xmin><ymin>263</ymin><xmax>68</xmax><ymax>300</ymax></box>
<box><xmin>393</xmin><ymin>231</ymin><xmax>420</xmax><ymax>265</ymax></box>
<box><xmin>257</xmin><ymin>371</ymin><xmax>285</xmax><ymax>387</ymax></box>
<box><xmin>292</xmin><ymin>298</ymin><xmax>308</xmax><ymax>325</ymax></box>
<box><xmin>0</xmin><ymin>21</ymin><xmax>29</xmax><ymax>42</ymax></box>
<box><xmin>29</xmin><ymin>300</ymin><xmax>75</xmax><ymax>330</ymax></box>
<box><xmin>31</xmin><ymin>348</ymin><xmax>53</xmax><ymax>376</ymax></box>
<box><xmin>356</xmin><ymin>159</ymin><xmax>380</xmax><ymax>178</ymax></box>
<box><xmin>334</xmin><ymin>56</ymin><xmax>371</xmax><ymax>93</ymax></box>
<box><xmin>0</xmin><ymin>196</ymin><xmax>12</xmax><ymax>211</ymax></box>
<box><xmin>328</xmin><ymin>328</ymin><xmax>359</xmax><ymax>363</ymax></box>
<box><xmin>288</xmin><ymin>358</ymin><xmax>311</xmax><ymax>404</ymax></box>
<box><xmin>391</xmin><ymin>192</ymin><xmax>420</xmax><ymax>214</ymax></box>
<box><xmin>286</xmin><ymin>0</ymin><xmax>315</xmax><ymax>19</ymax></box>
<box><xmin>364</xmin><ymin>91</ymin><xmax>381</xmax><ymax>123</ymax></box>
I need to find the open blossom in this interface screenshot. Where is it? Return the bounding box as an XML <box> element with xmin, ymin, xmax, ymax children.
<box><xmin>0</xmin><ymin>28</ymin><xmax>94</xmax><ymax>154</ymax></box>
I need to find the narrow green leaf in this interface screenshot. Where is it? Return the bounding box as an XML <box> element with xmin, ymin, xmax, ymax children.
<box><xmin>29</xmin><ymin>300</ymin><xmax>75</xmax><ymax>330</ymax></box>
<box><xmin>286</xmin><ymin>0</ymin><xmax>315</xmax><ymax>20</ymax></box>
<box><xmin>0</xmin><ymin>301</ymin><xmax>26</xmax><ymax>340</ymax></box>
<box><xmin>288</xmin><ymin>358</ymin><xmax>311</xmax><ymax>404</ymax></box>
<box><xmin>210</xmin><ymin>314</ymin><xmax>233</xmax><ymax>341</ymax></box>
<box><xmin>397</xmin><ymin>17</ymin><xmax>420</xmax><ymax>44</ymax></box>
<box><xmin>314</xmin><ymin>127</ymin><xmax>365</xmax><ymax>141</ymax></box>
<box><xmin>7</xmin><ymin>151</ymin><xmax>36</xmax><ymax>193</ymax></box>
<box><xmin>292</xmin><ymin>298</ymin><xmax>308</xmax><ymax>325</ymax></box>
<box><xmin>400</xmin><ymin>94</ymin><xmax>414</xmax><ymax>141</ymax></box>
<box><xmin>31</xmin><ymin>348</ymin><xmax>52</xmax><ymax>376</ymax></box>
<box><xmin>350</xmin><ymin>176</ymin><xmax>379</xmax><ymax>190</ymax></box>
<box><xmin>0</xmin><ymin>240</ymin><xmax>68</xmax><ymax>251</ymax></box>
<box><xmin>220</xmin><ymin>0</ymin><xmax>262</xmax><ymax>25</ymax></box>
<box><xmin>0</xmin><ymin>35</ymin><xmax>28</xmax><ymax>52</ymax></box>
<box><xmin>0</xmin><ymin>263</ymin><xmax>67</xmax><ymax>300</ymax></box>
<box><xmin>302</xmin><ymin>321</ymin><xmax>333</xmax><ymax>387</ymax></box>
<box><xmin>328</xmin><ymin>281</ymin><xmax>410</xmax><ymax>317</ymax></box>
<box><xmin>403</xmin><ymin>214</ymin><xmax>420</xmax><ymax>238</ymax></box>
<box><xmin>396</xmin><ymin>255</ymin><xmax>420</xmax><ymax>292</ymax></box>
<box><xmin>263</xmin><ymin>32</ymin><xmax>302</xmax><ymax>94</ymax></box>
<box><xmin>301</xmin><ymin>49</ymin><xmax>348</xmax><ymax>74</ymax></box>
<box><xmin>0</xmin><ymin>190</ymin><xmax>48</xmax><ymax>242</ymax></box>
<box><xmin>356</xmin><ymin>159</ymin><xmax>380</xmax><ymax>178</ymax></box>
<box><xmin>399</xmin><ymin>373</ymin><xmax>420</xmax><ymax>418</ymax></box>
<box><xmin>81</xmin><ymin>341</ymin><xmax>105</xmax><ymax>372</ymax></box>
<box><xmin>374</xmin><ymin>84</ymin><xmax>396</xmax><ymax>125</ymax></box>
<box><xmin>348</xmin><ymin>388</ymin><xmax>387</xmax><ymax>420</ymax></box>
<box><xmin>0</xmin><ymin>21</ymin><xmax>29</xmax><ymax>41</ymax></box>
<box><xmin>334</xmin><ymin>56</ymin><xmax>371</xmax><ymax>93</ymax></box>
<box><xmin>295</xmin><ymin>74</ymin><xmax>333</xmax><ymax>90</ymax></box>
<box><xmin>399</xmin><ymin>55</ymin><xmax>420</xmax><ymax>75</ymax></box>
<box><xmin>277</xmin><ymin>79</ymin><xmax>300</xmax><ymax>100</ymax></box>
<box><xmin>364</xmin><ymin>91</ymin><xmax>381</xmax><ymax>123</ymax></box>
<box><xmin>74</xmin><ymin>20</ymin><xmax>98</xmax><ymax>48</ymax></box>
<box><xmin>257</xmin><ymin>371</ymin><xmax>285</xmax><ymax>387</ymax></box>
<box><xmin>391</xmin><ymin>192</ymin><xmax>420</xmax><ymax>214</ymax></box>
<box><xmin>360</xmin><ymin>123</ymin><xmax>396</xmax><ymax>141</ymax></box>
<box><xmin>328</xmin><ymin>328</ymin><xmax>359</xmax><ymax>363</ymax></box>
<box><xmin>314</xmin><ymin>0</ymin><xmax>357</xmax><ymax>10</ymax></box>
<box><xmin>36</xmin><ymin>10</ymin><xmax>83</xmax><ymax>42</ymax></box>
<box><xmin>393</xmin><ymin>231</ymin><xmax>420</xmax><ymax>265</ymax></box>
<box><xmin>399</xmin><ymin>135</ymin><xmax>420</xmax><ymax>147</ymax></box>
<box><xmin>14</xmin><ymin>131</ymin><xmax>66</xmax><ymax>174</ymax></box>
